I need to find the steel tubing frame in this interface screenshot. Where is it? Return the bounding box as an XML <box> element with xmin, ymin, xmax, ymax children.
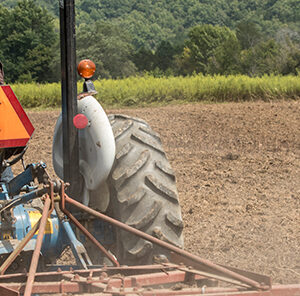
<box><xmin>0</xmin><ymin>264</ymin><xmax>299</xmax><ymax>295</ymax></box>
<box><xmin>59</xmin><ymin>183</ymin><xmax>120</xmax><ymax>267</ymax></box>
<box><xmin>63</xmin><ymin>193</ymin><xmax>267</xmax><ymax>290</ymax></box>
<box><xmin>1</xmin><ymin>182</ymin><xmax>299</xmax><ymax>295</ymax></box>
<box><xmin>1</xmin><ymin>273</ymin><xmax>300</xmax><ymax>295</ymax></box>
<box><xmin>23</xmin><ymin>195</ymin><xmax>52</xmax><ymax>296</ymax></box>
<box><xmin>62</xmin><ymin>207</ymin><xmax>120</xmax><ymax>267</ymax></box>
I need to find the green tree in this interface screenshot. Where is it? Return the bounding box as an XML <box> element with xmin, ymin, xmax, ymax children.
<box><xmin>1</xmin><ymin>0</ymin><xmax>300</xmax><ymax>76</ymax></box>
<box><xmin>133</xmin><ymin>47</ymin><xmax>155</xmax><ymax>72</ymax></box>
<box><xmin>77</xmin><ymin>21</ymin><xmax>136</xmax><ymax>78</ymax></box>
<box><xmin>275</xmin><ymin>30</ymin><xmax>300</xmax><ymax>74</ymax></box>
<box><xmin>182</xmin><ymin>24</ymin><xmax>240</xmax><ymax>74</ymax></box>
<box><xmin>207</xmin><ymin>34</ymin><xmax>241</xmax><ymax>75</ymax></box>
<box><xmin>236</xmin><ymin>21</ymin><xmax>262</xmax><ymax>49</ymax></box>
<box><xmin>154</xmin><ymin>41</ymin><xmax>180</xmax><ymax>72</ymax></box>
<box><xmin>0</xmin><ymin>0</ymin><xmax>57</xmax><ymax>82</ymax></box>
<box><xmin>240</xmin><ymin>39</ymin><xmax>280</xmax><ymax>76</ymax></box>
<box><xmin>175</xmin><ymin>47</ymin><xmax>196</xmax><ymax>76</ymax></box>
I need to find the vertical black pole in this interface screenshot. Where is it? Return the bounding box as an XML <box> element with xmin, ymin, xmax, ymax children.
<box><xmin>59</xmin><ymin>0</ymin><xmax>80</xmax><ymax>199</ymax></box>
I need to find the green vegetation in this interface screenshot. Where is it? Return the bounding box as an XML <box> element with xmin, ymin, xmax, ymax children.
<box><xmin>2</xmin><ymin>0</ymin><xmax>299</xmax><ymax>49</ymax></box>
<box><xmin>0</xmin><ymin>1</ymin><xmax>57</xmax><ymax>82</ymax></box>
<box><xmin>77</xmin><ymin>21</ymin><xmax>136</xmax><ymax>79</ymax></box>
<box><xmin>12</xmin><ymin>75</ymin><xmax>300</xmax><ymax>109</ymax></box>
<box><xmin>0</xmin><ymin>1</ymin><xmax>299</xmax><ymax>82</ymax></box>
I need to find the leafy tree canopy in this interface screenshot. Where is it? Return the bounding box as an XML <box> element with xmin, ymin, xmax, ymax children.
<box><xmin>0</xmin><ymin>0</ymin><xmax>299</xmax><ymax>80</ymax></box>
<box><xmin>0</xmin><ymin>0</ymin><xmax>299</xmax><ymax>50</ymax></box>
<box><xmin>182</xmin><ymin>24</ymin><xmax>239</xmax><ymax>74</ymax></box>
<box><xmin>77</xmin><ymin>21</ymin><xmax>136</xmax><ymax>79</ymax></box>
<box><xmin>0</xmin><ymin>0</ymin><xmax>56</xmax><ymax>82</ymax></box>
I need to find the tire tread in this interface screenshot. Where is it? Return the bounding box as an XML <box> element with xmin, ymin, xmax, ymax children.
<box><xmin>108</xmin><ymin>115</ymin><xmax>184</xmax><ymax>265</ymax></box>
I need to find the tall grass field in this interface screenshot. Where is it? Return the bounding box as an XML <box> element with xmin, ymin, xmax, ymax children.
<box><xmin>11</xmin><ymin>74</ymin><xmax>300</xmax><ymax>108</ymax></box>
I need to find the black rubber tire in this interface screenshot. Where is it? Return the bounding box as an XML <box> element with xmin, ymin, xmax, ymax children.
<box><xmin>108</xmin><ymin>114</ymin><xmax>184</xmax><ymax>265</ymax></box>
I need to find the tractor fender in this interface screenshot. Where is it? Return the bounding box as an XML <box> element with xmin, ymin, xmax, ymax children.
<box><xmin>52</xmin><ymin>95</ymin><xmax>115</xmax><ymax>209</ymax></box>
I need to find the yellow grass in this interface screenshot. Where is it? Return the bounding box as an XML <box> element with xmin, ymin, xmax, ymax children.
<box><xmin>11</xmin><ymin>74</ymin><xmax>300</xmax><ymax>108</ymax></box>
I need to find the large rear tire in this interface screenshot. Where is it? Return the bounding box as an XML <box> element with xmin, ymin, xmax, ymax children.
<box><xmin>108</xmin><ymin>114</ymin><xmax>184</xmax><ymax>265</ymax></box>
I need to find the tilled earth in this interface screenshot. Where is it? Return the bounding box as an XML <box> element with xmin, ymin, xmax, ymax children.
<box><xmin>20</xmin><ymin>101</ymin><xmax>299</xmax><ymax>284</ymax></box>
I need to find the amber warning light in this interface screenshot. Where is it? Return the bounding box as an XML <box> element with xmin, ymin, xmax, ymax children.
<box><xmin>77</xmin><ymin>59</ymin><xmax>96</xmax><ymax>79</ymax></box>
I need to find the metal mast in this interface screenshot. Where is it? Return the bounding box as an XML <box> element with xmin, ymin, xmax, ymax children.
<box><xmin>59</xmin><ymin>0</ymin><xmax>80</xmax><ymax>199</ymax></box>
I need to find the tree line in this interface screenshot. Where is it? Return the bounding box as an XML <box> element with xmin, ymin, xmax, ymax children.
<box><xmin>0</xmin><ymin>0</ymin><xmax>299</xmax><ymax>83</ymax></box>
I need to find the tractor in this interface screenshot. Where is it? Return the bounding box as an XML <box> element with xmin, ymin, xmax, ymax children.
<box><xmin>0</xmin><ymin>1</ymin><xmax>299</xmax><ymax>295</ymax></box>
<box><xmin>0</xmin><ymin>57</ymin><xmax>183</xmax><ymax>267</ymax></box>
<box><xmin>2</xmin><ymin>67</ymin><xmax>299</xmax><ymax>296</ymax></box>
<box><xmin>53</xmin><ymin>58</ymin><xmax>185</xmax><ymax>266</ymax></box>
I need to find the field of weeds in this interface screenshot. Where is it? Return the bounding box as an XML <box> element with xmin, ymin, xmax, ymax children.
<box><xmin>12</xmin><ymin>74</ymin><xmax>300</xmax><ymax>108</ymax></box>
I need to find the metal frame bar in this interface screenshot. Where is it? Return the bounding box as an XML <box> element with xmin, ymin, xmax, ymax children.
<box><xmin>0</xmin><ymin>182</ymin><xmax>299</xmax><ymax>295</ymax></box>
<box><xmin>62</xmin><ymin>193</ymin><xmax>268</xmax><ymax>290</ymax></box>
<box><xmin>60</xmin><ymin>182</ymin><xmax>120</xmax><ymax>267</ymax></box>
<box><xmin>1</xmin><ymin>268</ymin><xmax>300</xmax><ymax>295</ymax></box>
<box><xmin>24</xmin><ymin>195</ymin><xmax>52</xmax><ymax>296</ymax></box>
<box><xmin>59</xmin><ymin>0</ymin><xmax>80</xmax><ymax>198</ymax></box>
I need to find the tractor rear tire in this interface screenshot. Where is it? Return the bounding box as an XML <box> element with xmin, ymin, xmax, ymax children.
<box><xmin>108</xmin><ymin>114</ymin><xmax>184</xmax><ymax>265</ymax></box>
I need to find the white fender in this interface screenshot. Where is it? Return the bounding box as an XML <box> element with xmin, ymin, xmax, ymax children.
<box><xmin>52</xmin><ymin>95</ymin><xmax>115</xmax><ymax>210</ymax></box>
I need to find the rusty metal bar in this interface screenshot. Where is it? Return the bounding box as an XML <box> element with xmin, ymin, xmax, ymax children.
<box><xmin>0</xmin><ymin>217</ymin><xmax>41</xmax><ymax>275</ymax></box>
<box><xmin>3</xmin><ymin>281</ymin><xmax>81</xmax><ymax>295</ymax></box>
<box><xmin>0</xmin><ymin>264</ymin><xmax>179</xmax><ymax>283</ymax></box>
<box><xmin>60</xmin><ymin>181</ymin><xmax>120</xmax><ymax>267</ymax></box>
<box><xmin>0</xmin><ymin>263</ymin><xmax>300</xmax><ymax>296</ymax></box>
<box><xmin>176</xmin><ymin>264</ymin><xmax>249</xmax><ymax>288</ymax></box>
<box><xmin>91</xmin><ymin>270</ymin><xmax>199</xmax><ymax>289</ymax></box>
<box><xmin>63</xmin><ymin>194</ymin><xmax>267</xmax><ymax>290</ymax></box>
<box><xmin>136</xmin><ymin>284</ymin><xmax>300</xmax><ymax>296</ymax></box>
<box><xmin>63</xmin><ymin>208</ymin><xmax>120</xmax><ymax>267</ymax></box>
<box><xmin>2</xmin><ymin>279</ymin><xmax>300</xmax><ymax>295</ymax></box>
<box><xmin>23</xmin><ymin>196</ymin><xmax>51</xmax><ymax>296</ymax></box>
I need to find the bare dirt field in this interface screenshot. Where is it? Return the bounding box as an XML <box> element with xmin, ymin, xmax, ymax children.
<box><xmin>23</xmin><ymin>101</ymin><xmax>299</xmax><ymax>284</ymax></box>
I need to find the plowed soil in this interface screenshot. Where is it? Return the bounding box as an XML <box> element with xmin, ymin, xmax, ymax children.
<box><xmin>21</xmin><ymin>101</ymin><xmax>299</xmax><ymax>284</ymax></box>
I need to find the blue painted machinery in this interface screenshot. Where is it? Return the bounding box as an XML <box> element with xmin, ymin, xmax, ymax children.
<box><xmin>0</xmin><ymin>162</ymin><xmax>96</xmax><ymax>272</ymax></box>
<box><xmin>0</xmin><ymin>61</ymin><xmax>115</xmax><ymax>275</ymax></box>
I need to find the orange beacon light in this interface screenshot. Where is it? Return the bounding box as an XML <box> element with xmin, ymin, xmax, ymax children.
<box><xmin>77</xmin><ymin>59</ymin><xmax>96</xmax><ymax>79</ymax></box>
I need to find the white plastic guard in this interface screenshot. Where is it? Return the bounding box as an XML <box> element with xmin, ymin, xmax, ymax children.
<box><xmin>52</xmin><ymin>95</ymin><xmax>115</xmax><ymax>208</ymax></box>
